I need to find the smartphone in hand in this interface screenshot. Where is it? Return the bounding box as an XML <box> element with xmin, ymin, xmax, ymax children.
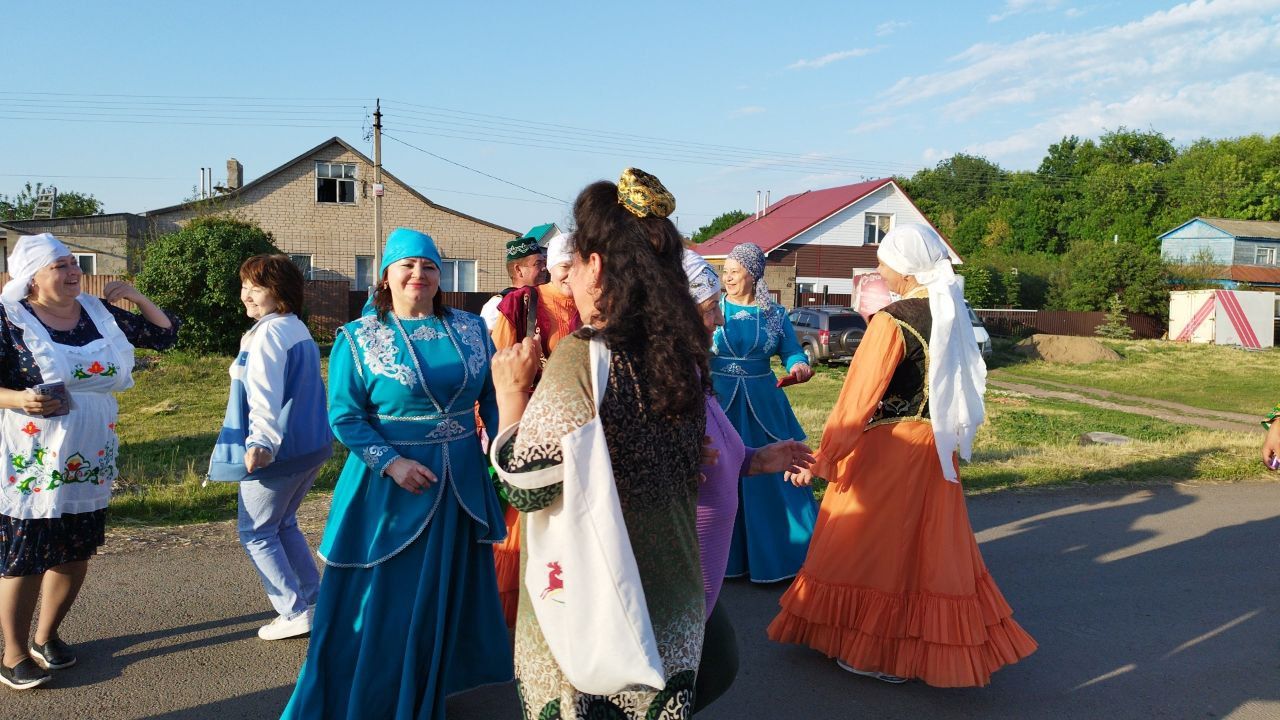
<box><xmin>34</xmin><ymin>382</ymin><xmax>71</xmax><ymax>417</ymax></box>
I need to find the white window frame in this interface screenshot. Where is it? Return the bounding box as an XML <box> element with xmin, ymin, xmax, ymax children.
<box><xmin>315</xmin><ymin>162</ymin><xmax>357</xmax><ymax>204</ymax></box>
<box><xmin>1256</xmin><ymin>247</ymin><xmax>1276</xmax><ymax>265</ymax></box>
<box><xmin>354</xmin><ymin>255</ymin><xmax>374</xmax><ymax>291</ymax></box>
<box><xmin>73</xmin><ymin>253</ymin><xmax>96</xmax><ymax>275</ymax></box>
<box><xmin>440</xmin><ymin>259</ymin><xmax>477</xmax><ymax>293</ymax></box>
<box><xmin>864</xmin><ymin>213</ymin><xmax>893</xmax><ymax>245</ymax></box>
<box><xmin>289</xmin><ymin>254</ymin><xmax>314</xmax><ymax>280</ymax></box>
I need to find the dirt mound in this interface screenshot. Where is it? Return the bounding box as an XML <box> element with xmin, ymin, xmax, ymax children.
<box><xmin>1014</xmin><ymin>334</ymin><xmax>1121</xmax><ymax>364</ymax></box>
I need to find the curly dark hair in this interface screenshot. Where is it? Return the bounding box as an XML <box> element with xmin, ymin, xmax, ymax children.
<box><xmin>571</xmin><ymin>180</ymin><xmax>711</xmax><ymax>417</ymax></box>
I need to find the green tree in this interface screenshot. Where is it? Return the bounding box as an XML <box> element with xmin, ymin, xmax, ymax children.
<box><xmin>692</xmin><ymin>210</ymin><xmax>750</xmax><ymax>244</ymax></box>
<box><xmin>956</xmin><ymin>265</ymin><xmax>999</xmax><ymax>307</ymax></box>
<box><xmin>0</xmin><ymin>182</ymin><xmax>103</xmax><ymax>220</ymax></box>
<box><xmin>137</xmin><ymin>216</ymin><xmax>280</xmax><ymax>354</ymax></box>
<box><xmin>1051</xmin><ymin>239</ymin><xmax>1168</xmax><ymax>316</ymax></box>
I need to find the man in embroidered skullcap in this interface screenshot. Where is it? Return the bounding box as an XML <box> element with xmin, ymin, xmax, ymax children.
<box><xmin>479</xmin><ymin>232</ymin><xmax>548</xmax><ymax>330</ymax></box>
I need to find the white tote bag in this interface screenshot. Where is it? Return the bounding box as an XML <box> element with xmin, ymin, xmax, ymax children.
<box><xmin>491</xmin><ymin>336</ymin><xmax>666</xmax><ymax>695</ymax></box>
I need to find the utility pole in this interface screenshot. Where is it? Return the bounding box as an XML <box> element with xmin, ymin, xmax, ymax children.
<box><xmin>373</xmin><ymin>99</ymin><xmax>384</xmax><ymax>284</ymax></box>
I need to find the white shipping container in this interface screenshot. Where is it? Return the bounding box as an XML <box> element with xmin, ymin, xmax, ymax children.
<box><xmin>1169</xmin><ymin>289</ymin><xmax>1275</xmax><ymax>348</ymax></box>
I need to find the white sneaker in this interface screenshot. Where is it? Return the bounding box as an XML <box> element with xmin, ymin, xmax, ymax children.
<box><xmin>257</xmin><ymin>609</ymin><xmax>312</xmax><ymax>641</ymax></box>
<box><xmin>836</xmin><ymin>658</ymin><xmax>907</xmax><ymax>684</ymax></box>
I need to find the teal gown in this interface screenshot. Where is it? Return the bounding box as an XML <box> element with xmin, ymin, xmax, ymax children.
<box><xmin>711</xmin><ymin>298</ymin><xmax>818</xmax><ymax>583</ymax></box>
<box><xmin>283</xmin><ymin>311</ymin><xmax>512</xmax><ymax>720</ymax></box>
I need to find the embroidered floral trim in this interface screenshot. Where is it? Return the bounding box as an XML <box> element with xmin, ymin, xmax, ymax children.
<box><xmin>407</xmin><ymin>324</ymin><xmax>445</xmax><ymax>342</ymax></box>
<box><xmin>1265</xmin><ymin>403</ymin><xmax>1280</xmax><ymax>429</ymax></box>
<box><xmin>730</xmin><ymin>309</ymin><xmax>753</xmax><ymax>321</ymax></box>
<box><xmin>353</xmin><ymin>317</ymin><xmax>414</xmax><ymax>386</ymax></box>
<box><xmin>8</xmin><ymin>435</ymin><xmax>117</xmax><ymax>495</ymax></box>
<box><xmin>426</xmin><ymin>418</ymin><xmax>468</xmax><ymax>439</ymax></box>
<box><xmin>721</xmin><ymin>362</ymin><xmax>748</xmax><ymax>376</ymax></box>
<box><xmin>453</xmin><ymin>319</ymin><xmax>488</xmax><ymax>379</ymax></box>
<box><xmin>763</xmin><ymin>304</ymin><xmax>784</xmax><ymax>352</ymax></box>
<box><xmin>361</xmin><ymin>444</ymin><xmax>394</xmax><ymax>470</ymax></box>
<box><xmin>72</xmin><ymin>360</ymin><xmax>118</xmax><ymax>379</ymax></box>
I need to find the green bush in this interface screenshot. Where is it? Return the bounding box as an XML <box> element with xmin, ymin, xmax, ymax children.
<box><xmin>137</xmin><ymin>216</ymin><xmax>280</xmax><ymax>354</ymax></box>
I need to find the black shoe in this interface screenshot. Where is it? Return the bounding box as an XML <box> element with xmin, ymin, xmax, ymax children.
<box><xmin>0</xmin><ymin>658</ymin><xmax>50</xmax><ymax>690</ymax></box>
<box><xmin>30</xmin><ymin>636</ymin><xmax>76</xmax><ymax>670</ymax></box>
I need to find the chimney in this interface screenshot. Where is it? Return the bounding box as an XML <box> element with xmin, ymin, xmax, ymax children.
<box><xmin>755</xmin><ymin>190</ymin><xmax>762</xmax><ymax>218</ymax></box>
<box><xmin>227</xmin><ymin>158</ymin><xmax>243</xmax><ymax>190</ymax></box>
<box><xmin>764</xmin><ymin>190</ymin><xmax>770</xmax><ymax>215</ymax></box>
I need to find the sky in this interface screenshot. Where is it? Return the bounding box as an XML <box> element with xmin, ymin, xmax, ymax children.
<box><xmin>3</xmin><ymin>0</ymin><xmax>1279</xmax><ymax>235</ymax></box>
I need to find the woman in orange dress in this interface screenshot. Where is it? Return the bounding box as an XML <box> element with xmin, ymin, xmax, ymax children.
<box><xmin>767</xmin><ymin>223</ymin><xmax>1036</xmax><ymax>688</ymax></box>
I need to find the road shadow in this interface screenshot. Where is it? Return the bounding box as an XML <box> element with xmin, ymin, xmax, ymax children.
<box><xmin>694</xmin><ymin>452</ymin><xmax>1280</xmax><ymax>719</ymax></box>
<box><xmin>49</xmin><ymin>611</ymin><xmax>273</xmax><ymax>690</ymax></box>
<box><xmin>145</xmin><ymin>685</ymin><xmax>296</xmax><ymax>720</ymax></box>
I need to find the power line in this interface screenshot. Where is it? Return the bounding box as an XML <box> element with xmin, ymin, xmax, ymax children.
<box><xmin>383</xmin><ymin>133</ymin><xmax>568</xmax><ymax>204</ymax></box>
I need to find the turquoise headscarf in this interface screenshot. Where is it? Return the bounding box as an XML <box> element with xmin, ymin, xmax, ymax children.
<box><xmin>362</xmin><ymin>227</ymin><xmax>445</xmax><ymax>316</ymax></box>
<box><xmin>381</xmin><ymin>227</ymin><xmax>443</xmax><ymax>276</ymax></box>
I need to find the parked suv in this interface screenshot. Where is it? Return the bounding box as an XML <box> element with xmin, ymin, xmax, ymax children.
<box><xmin>788</xmin><ymin>306</ymin><xmax>867</xmax><ymax>364</ymax></box>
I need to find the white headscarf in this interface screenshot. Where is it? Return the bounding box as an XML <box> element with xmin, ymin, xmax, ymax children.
<box><xmin>681</xmin><ymin>248</ymin><xmax>722</xmax><ymax>304</ymax></box>
<box><xmin>3</xmin><ymin>233</ymin><xmax>73</xmax><ymax>303</ymax></box>
<box><xmin>877</xmin><ymin>223</ymin><xmax>985</xmax><ymax>482</ymax></box>
<box><xmin>546</xmin><ymin>232</ymin><xmax>573</xmax><ymax>269</ymax></box>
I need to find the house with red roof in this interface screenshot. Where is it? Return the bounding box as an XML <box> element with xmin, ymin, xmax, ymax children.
<box><xmin>695</xmin><ymin>178</ymin><xmax>960</xmax><ymax>303</ymax></box>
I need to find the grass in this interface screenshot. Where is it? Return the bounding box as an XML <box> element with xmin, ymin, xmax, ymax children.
<box><xmin>783</xmin><ymin>358</ymin><xmax>1271</xmax><ymax>498</ymax></box>
<box><xmin>987</xmin><ymin>338</ymin><xmax>1280</xmax><ymax>417</ymax></box>
<box><xmin>107</xmin><ymin>350</ymin><xmax>345</xmax><ymax>526</ymax></box>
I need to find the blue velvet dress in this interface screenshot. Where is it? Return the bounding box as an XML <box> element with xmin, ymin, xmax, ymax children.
<box><xmin>711</xmin><ymin>298</ymin><xmax>818</xmax><ymax>583</ymax></box>
<box><xmin>283</xmin><ymin>311</ymin><xmax>512</xmax><ymax>720</ymax></box>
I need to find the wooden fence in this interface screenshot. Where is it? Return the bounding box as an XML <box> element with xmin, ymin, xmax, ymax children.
<box><xmin>0</xmin><ymin>273</ymin><xmax>133</xmax><ymax>309</ymax></box>
<box><xmin>974</xmin><ymin>308</ymin><xmax>1166</xmax><ymax>339</ymax></box>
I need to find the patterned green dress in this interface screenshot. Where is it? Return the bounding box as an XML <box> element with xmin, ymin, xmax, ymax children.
<box><xmin>496</xmin><ymin>331</ymin><xmax>706</xmax><ymax>720</ymax></box>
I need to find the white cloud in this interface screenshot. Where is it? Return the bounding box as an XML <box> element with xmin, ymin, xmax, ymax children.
<box><xmin>731</xmin><ymin>106</ymin><xmax>766</xmax><ymax>117</ymax></box>
<box><xmin>922</xmin><ymin>147</ymin><xmax>952</xmax><ymax>164</ymax></box>
<box><xmin>990</xmin><ymin>0</ymin><xmax>1063</xmax><ymax>22</ymax></box>
<box><xmin>876</xmin><ymin>20</ymin><xmax>910</xmax><ymax>36</ymax></box>
<box><xmin>882</xmin><ymin>0</ymin><xmax>1280</xmax><ymax>112</ymax></box>
<box><xmin>1064</xmin><ymin>6</ymin><xmax>1087</xmax><ymax>18</ymax></box>
<box><xmin>964</xmin><ymin>70</ymin><xmax>1280</xmax><ymax>164</ymax></box>
<box><xmin>849</xmin><ymin>117</ymin><xmax>894</xmax><ymax>134</ymax></box>
<box><xmin>788</xmin><ymin>48</ymin><xmax>876</xmax><ymax>70</ymax></box>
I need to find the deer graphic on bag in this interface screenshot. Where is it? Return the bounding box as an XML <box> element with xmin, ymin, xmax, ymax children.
<box><xmin>542</xmin><ymin>561</ymin><xmax>565</xmax><ymax>603</ymax></box>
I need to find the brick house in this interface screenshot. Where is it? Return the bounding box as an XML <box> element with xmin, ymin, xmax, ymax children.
<box><xmin>146</xmin><ymin>137</ymin><xmax>520</xmax><ymax>293</ymax></box>
<box><xmin>694</xmin><ymin>178</ymin><xmax>960</xmax><ymax>306</ymax></box>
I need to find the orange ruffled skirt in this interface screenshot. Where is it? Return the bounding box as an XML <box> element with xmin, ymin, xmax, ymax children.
<box><xmin>493</xmin><ymin>506</ymin><xmax>521</xmax><ymax>628</ymax></box>
<box><xmin>767</xmin><ymin>421</ymin><xmax>1037</xmax><ymax>687</ymax></box>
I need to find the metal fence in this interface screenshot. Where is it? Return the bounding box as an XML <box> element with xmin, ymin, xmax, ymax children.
<box><xmin>974</xmin><ymin>308</ymin><xmax>1166</xmax><ymax>339</ymax></box>
<box><xmin>796</xmin><ymin>291</ymin><xmax>852</xmax><ymax>308</ymax></box>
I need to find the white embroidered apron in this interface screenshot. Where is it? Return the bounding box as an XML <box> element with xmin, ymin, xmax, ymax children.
<box><xmin>0</xmin><ymin>295</ymin><xmax>135</xmax><ymax>519</ymax></box>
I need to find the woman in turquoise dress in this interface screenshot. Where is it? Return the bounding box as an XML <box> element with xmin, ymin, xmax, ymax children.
<box><xmin>713</xmin><ymin>243</ymin><xmax>817</xmax><ymax>583</ymax></box>
<box><xmin>283</xmin><ymin>228</ymin><xmax>511</xmax><ymax>719</ymax></box>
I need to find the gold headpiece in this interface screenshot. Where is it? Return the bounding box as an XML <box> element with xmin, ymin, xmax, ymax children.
<box><xmin>617</xmin><ymin>167</ymin><xmax>675</xmax><ymax>219</ymax></box>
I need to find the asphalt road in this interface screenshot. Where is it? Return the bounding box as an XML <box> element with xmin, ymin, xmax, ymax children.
<box><xmin>5</xmin><ymin>482</ymin><xmax>1280</xmax><ymax>719</ymax></box>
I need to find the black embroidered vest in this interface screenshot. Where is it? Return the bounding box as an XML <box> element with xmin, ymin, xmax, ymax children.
<box><xmin>869</xmin><ymin>298</ymin><xmax>931</xmax><ymax>427</ymax></box>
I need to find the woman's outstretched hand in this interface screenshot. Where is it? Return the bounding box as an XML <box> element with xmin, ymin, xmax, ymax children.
<box><xmin>1263</xmin><ymin>420</ymin><xmax>1280</xmax><ymax>470</ymax></box>
<box><xmin>752</xmin><ymin>440</ymin><xmax>815</xmax><ymax>476</ymax></box>
<box><xmin>778</xmin><ymin>362</ymin><xmax>814</xmax><ymax>387</ymax></box>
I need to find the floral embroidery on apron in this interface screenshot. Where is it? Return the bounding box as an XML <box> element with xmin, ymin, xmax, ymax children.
<box><xmin>0</xmin><ymin>296</ymin><xmax>135</xmax><ymax>519</ymax></box>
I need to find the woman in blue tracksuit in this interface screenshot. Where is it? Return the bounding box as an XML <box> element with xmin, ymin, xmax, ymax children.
<box><xmin>208</xmin><ymin>254</ymin><xmax>332</xmax><ymax>641</ymax></box>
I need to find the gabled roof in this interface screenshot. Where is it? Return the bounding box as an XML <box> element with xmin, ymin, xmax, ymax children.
<box><xmin>693</xmin><ymin>177</ymin><xmax>958</xmax><ymax>261</ymax></box>
<box><xmin>524</xmin><ymin>222</ymin><xmax>558</xmax><ymax>242</ymax></box>
<box><xmin>144</xmin><ymin>136</ymin><xmax>519</xmax><ymax>236</ymax></box>
<box><xmin>1160</xmin><ymin>217</ymin><xmax>1280</xmax><ymax>241</ymax></box>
